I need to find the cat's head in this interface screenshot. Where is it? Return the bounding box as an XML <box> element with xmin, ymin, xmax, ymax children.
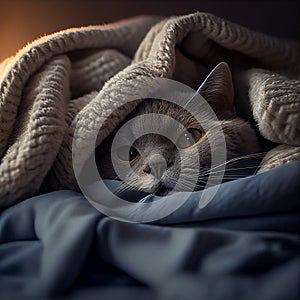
<box><xmin>96</xmin><ymin>62</ymin><xmax>261</xmax><ymax>195</ymax></box>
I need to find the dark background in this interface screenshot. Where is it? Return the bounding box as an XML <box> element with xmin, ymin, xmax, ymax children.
<box><xmin>0</xmin><ymin>0</ymin><xmax>299</xmax><ymax>62</ymax></box>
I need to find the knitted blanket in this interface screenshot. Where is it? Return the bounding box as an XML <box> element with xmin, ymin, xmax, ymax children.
<box><xmin>0</xmin><ymin>12</ymin><xmax>299</xmax><ymax>208</ymax></box>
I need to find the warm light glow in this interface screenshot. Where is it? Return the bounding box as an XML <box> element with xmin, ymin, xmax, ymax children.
<box><xmin>0</xmin><ymin>0</ymin><xmax>299</xmax><ymax>62</ymax></box>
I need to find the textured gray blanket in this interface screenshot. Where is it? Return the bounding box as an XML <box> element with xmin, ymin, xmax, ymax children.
<box><xmin>0</xmin><ymin>12</ymin><xmax>299</xmax><ymax>207</ymax></box>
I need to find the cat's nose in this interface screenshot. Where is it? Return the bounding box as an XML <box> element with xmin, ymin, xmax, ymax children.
<box><xmin>144</xmin><ymin>154</ymin><xmax>168</xmax><ymax>179</ymax></box>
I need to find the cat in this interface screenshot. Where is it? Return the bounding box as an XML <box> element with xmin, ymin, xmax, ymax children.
<box><xmin>95</xmin><ymin>62</ymin><xmax>261</xmax><ymax>196</ymax></box>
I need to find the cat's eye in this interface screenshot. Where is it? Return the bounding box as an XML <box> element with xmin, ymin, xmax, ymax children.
<box><xmin>116</xmin><ymin>146</ymin><xmax>140</xmax><ymax>162</ymax></box>
<box><xmin>177</xmin><ymin>128</ymin><xmax>205</xmax><ymax>149</ymax></box>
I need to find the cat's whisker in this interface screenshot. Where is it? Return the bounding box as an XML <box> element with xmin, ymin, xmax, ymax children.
<box><xmin>226</xmin><ymin>152</ymin><xmax>267</xmax><ymax>164</ymax></box>
<box><xmin>114</xmin><ymin>176</ymin><xmax>141</xmax><ymax>194</ymax></box>
<box><xmin>172</xmin><ymin>178</ymin><xmax>194</xmax><ymax>190</ymax></box>
<box><xmin>112</xmin><ymin>151</ymin><xmax>266</xmax><ymax>195</ymax></box>
<box><xmin>206</xmin><ymin>165</ymin><xmax>261</xmax><ymax>175</ymax></box>
<box><xmin>208</xmin><ymin>175</ymin><xmax>250</xmax><ymax>180</ymax></box>
<box><xmin>195</xmin><ymin>152</ymin><xmax>267</xmax><ymax>177</ymax></box>
<box><xmin>114</xmin><ymin>184</ymin><xmax>128</xmax><ymax>195</ymax></box>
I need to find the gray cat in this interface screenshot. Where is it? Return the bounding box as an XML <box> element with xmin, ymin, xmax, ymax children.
<box><xmin>96</xmin><ymin>62</ymin><xmax>261</xmax><ymax>196</ymax></box>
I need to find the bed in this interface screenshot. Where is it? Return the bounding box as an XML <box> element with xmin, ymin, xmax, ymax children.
<box><xmin>0</xmin><ymin>12</ymin><xmax>299</xmax><ymax>299</ymax></box>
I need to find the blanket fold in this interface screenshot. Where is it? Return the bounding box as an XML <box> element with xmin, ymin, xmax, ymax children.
<box><xmin>1</xmin><ymin>161</ymin><xmax>300</xmax><ymax>299</ymax></box>
<box><xmin>0</xmin><ymin>12</ymin><xmax>299</xmax><ymax>207</ymax></box>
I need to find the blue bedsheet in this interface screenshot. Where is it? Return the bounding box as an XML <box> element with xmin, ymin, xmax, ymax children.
<box><xmin>0</xmin><ymin>162</ymin><xmax>300</xmax><ymax>299</ymax></box>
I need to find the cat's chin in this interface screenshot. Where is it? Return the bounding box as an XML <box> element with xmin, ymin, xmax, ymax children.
<box><xmin>153</xmin><ymin>186</ymin><xmax>173</xmax><ymax>196</ymax></box>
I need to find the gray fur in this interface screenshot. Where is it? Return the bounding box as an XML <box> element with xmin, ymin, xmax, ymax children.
<box><xmin>96</xmin><ymin>63</ymin><xmax>261</xmax><ymax>195</ymax></box>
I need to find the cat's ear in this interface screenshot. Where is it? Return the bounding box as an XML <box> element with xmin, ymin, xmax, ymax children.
<box><xmin>198</xmin><ymin>62</ymin><xmax>234</xmax><ymax>113</ymax></box>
